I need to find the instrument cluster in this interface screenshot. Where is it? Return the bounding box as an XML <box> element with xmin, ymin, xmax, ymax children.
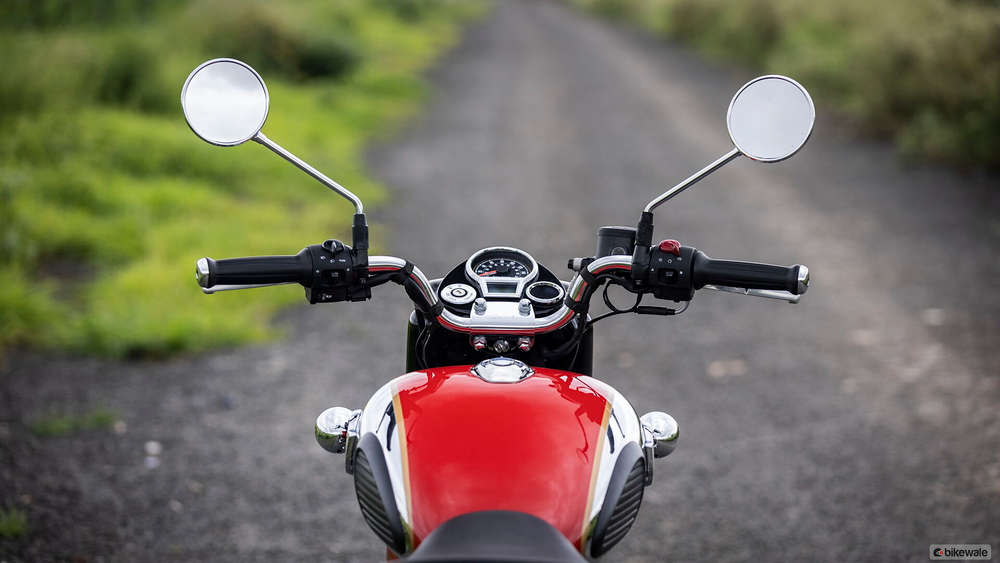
<box><xmin>437</xmin><ymin>247</ymin><xmax>566</xmax><ymax>316</ymax></box>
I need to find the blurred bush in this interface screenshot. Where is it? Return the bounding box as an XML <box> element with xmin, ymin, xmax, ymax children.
<box><xmin>573</xmin><ymin>0</ymin><xmax>1000</xmax><ymax>169</ymax></box>
<box><xmin>0</xmin><ymin>0</ymin><xmax>488</xmax><ymax>358</ymax></box>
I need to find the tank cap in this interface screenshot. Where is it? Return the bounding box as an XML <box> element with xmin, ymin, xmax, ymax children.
<box><xmin>471</xmin><ymin>357</ymin><xmax>534</xmax><ymax>384</ymax></box>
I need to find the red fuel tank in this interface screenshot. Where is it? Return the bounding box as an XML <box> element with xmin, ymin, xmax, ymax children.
<box><xmin>386</xmin><ymin>365</ymin><xmax>620</xmax><ymax>550</ymax></box>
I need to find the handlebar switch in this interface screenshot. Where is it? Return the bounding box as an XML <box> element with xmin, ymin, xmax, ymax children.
<box><xmin>304</xmin><ymin>240</ymin><xmax>371</xmax><ymax>304</ymax></box>
<box><xmin>646</xmin><ymin>244</ymin><xmax>696</xmax><ymax>301</ymax></box>
<box><xmin>657</xmin><ymin>239</ymin><xmax>682</xmax><ymax>256</ymax></box>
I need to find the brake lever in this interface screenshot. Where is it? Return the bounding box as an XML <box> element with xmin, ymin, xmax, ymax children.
<box><xmin>202</xmin><ymin>282</ymin><xmax>296</xmax><ymax>294</ymax></box>
<box><xmin>702</xmin><ymin>285</ymin><xmax>801</xmax><ymax>304</ymax></box>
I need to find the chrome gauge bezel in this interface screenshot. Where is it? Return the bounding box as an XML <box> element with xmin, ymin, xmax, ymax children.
<box><xmin>525</xmin><ymin>281</ymin><xmax>565</xmax><ymax>305</ymax></box>
<box><xmin>465</xmin><ymin>247</ymin><xmax>539</xmax><ymax>299</ymax></box>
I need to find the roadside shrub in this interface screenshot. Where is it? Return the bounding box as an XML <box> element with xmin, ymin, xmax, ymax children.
<box><xmin>93</xmin><ymin>33</ymin><xmax>173</xmax><ymax>112</ymax></box>
<box><xmin>0</xmin><ymin>268</ymin><xmax>59</xmax><ymax>352</ymax></box>
<box><xmin>573</xmin><ymin>0</ymin><xmax>1000</xmax><ymax>168</ymax></box>
<box><xmin>0</xmin><ymin>0</ymin><xmax>177</xmax><ymax>29</ymax></box>
<box><xmin>0</xmin><ymin>507</ymin><xmax>28</xmax><ymax>539</ymax></box>
<box><xmin>0</xmin><ymin>31</ymin><xmax>171</xmax><ymax>120</ymax></box>
<box><xmin>197</xmin><ymin>2</ymin><xmax>361</xmax><ymax>82</ymax></box>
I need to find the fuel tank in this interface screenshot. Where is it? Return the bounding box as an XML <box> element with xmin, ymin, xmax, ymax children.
<box><xmin>351</xmin><ymin>360</ymin><xmax>647</xmax><ymax>558</ymax></box>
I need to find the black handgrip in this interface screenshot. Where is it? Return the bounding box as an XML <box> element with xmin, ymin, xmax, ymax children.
<box><xmin>201</xmin><ymin>248</ymin><xmax>312</xmax><ymax>288</ymax></box>
<box><xmin>692</xmin><ymin>251</ymin><xmax>806</xmax><ymax>295</ymax></box>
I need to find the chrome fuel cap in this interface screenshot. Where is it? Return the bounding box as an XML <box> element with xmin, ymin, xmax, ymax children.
<box><xmin>471</xmin><ymin>357</ymin><xmax>534</xmax><ymax>383</ymax></box>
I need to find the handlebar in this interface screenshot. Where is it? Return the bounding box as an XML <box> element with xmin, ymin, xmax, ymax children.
<box><xmin>196</xmin><ymin>251</ymin><xmax>312</xmax><ymax>288</ymax></box>
<box><xmin>691</xmin><ymin>251</ymin><xmax>808</xmax><ymax>295</ymax></box>
<box><xmin>194</xmin><ymin>240</ymin><xmax>808</xmax><ymax>330</ymax></box>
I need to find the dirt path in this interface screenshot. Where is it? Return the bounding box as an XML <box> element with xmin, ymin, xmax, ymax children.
<box><xmin>3</xmin><ymin>1</ymin><xmax>999</xmax><ymax>561</ymax></box>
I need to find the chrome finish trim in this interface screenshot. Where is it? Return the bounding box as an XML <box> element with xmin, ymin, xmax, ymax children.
<box><xmin>202</xmin><ymin>282</ymin><xmax>294</xmax><ymax>294</ymax></box>
<box><xmin>358</xmin><ymin>382</ymin><xmax>410</xmax><ymax>525</ymax></box>
<box><xmin>518</xmin><ymin>298</ymin><xmax>532</xmax><ymax>316</ymax></box>
<box><xmin>473</xmin><ymin>298</ymin><xmax>488</xmax><ymax>316</ymax></box>
<box><xmin>797</xmin><ymin>265</ymin><xmax>810</xmax><ymax>295</ymax></box>
<box><xmin>315</xmin><ymin>407</ymin><xmax>359</xmax><ymax>454</ymax></box>
<box><xmin>644</xmin><ymin>147</ymin><xmax>740</xmax><ymax>213</ymax></box>
<box><xmin>583</xmin><ymin>386</ymin><xmax>644</xmax><ymax>556</ymax></box>
<box><xmin>471</xmin><ymin>357</ymin><xmax>534</xmax><ymax>383</ymax></box>
<box><xmin>640</xmin><ymin>411</ymin><xmax>679</xmax><ymax>460</ymax></box>
<box><xmin>727</xmin><ymin>75</ymin><xmax>815</xmax><ymax>164</ymax></box>
<box><xmin>525</xmin><ymin>281</ymin><xmax>565</xmax><ymax>305</ymax></box>
<box><xmin>369</xmin><ymin>256</ymin><xmax>437</xmax><ymax>307</ymax></box>
<box><xmin>369</xmin><ymin>254</ymin><xmax>633</xmax><ymax>334</ymax></box>
<box><xmin>344</xmin><ymin>409</ymin><xmax>362</xmax><ymax>475</ymax></box>
<box><xmin>253</xmin><ymin>132</ymin><xmax>363</xmax><ymax>214</ymax></box>
<box><xmin>195</xmin><ymin>258</ymin><xmax>210</xmax><ymax>287</ymax></box>
<box><xmin>464</xmin><ymin>247</ymin><xmax>539</xmax><ymax>299</ymax></box>
<box><xmin>438</xmin><ymin>256</ymin><xmax>632</xmax><ymax>334</ymax></box>
<box><xmin>703</xmin><ymin>284</ymin><xmax>801</xmax><ymax>304</ymax></box>
<box><xmin>181</xmin><ymin>58</ymin><xmax>269</xmax><ymax>148</ymax></box>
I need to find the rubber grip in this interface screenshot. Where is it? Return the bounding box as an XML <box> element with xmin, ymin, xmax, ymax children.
<box><xmin>203</xmin><ymin>248</ymin><xmax>312</xmax><ymax>288</ymax></box>
<box><xmin>692</xmin><ymin>251</ymin><xmax>803</xmax><ymax>294</ymax></box>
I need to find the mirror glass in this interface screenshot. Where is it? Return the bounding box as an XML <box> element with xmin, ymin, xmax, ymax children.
<box><xmin>181</xmin><ymin>59</ymin><xmax>268</xmax><ymax>147</ymax></box>
<box><xmin>727</xmin><ymin>75</ymin><xmax>814</xmax><ymax>163</ymax></box>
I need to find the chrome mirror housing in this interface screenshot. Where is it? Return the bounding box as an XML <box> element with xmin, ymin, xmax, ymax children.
<box><xmin>180</xmin><ymin>58</ymin><xmax>365</xmax><ymax>214</ymax></box>
<box><xmin>640</xmin><ymin>411</ymin><xmax>679</xmax><ymax>459</ymax></box>
<box><xmin>316</xmin><ymin>406</ymin><xmax>361</xmax><ymax>456</ymax></box>
<box><xmin>727</xmin><ymin>75</ymin><xmax>815</xmax><ymax>163</ymax></box>
<box><xmin>643</xmin><ymin>74</ymin><xmax>814</xmax><ymax>214</ymax></box>
<box><xmin>181</xmin><ymin>59</ymin><xmax>269</xmax><ymax>147</ymax></box>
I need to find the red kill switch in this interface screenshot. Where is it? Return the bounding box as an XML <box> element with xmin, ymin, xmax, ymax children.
<box><xmin>658</xmin><ymin>239</ymin><xmax>682</xmax><ymax>256</ymax></box>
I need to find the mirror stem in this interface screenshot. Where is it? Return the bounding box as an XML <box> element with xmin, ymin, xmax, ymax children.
<box><xmin>643</xmin><ymin>147</ymin><xmax>740</xmax><ymax>213</ymax></box>
<box><xmin>253</xmin><ymin>132</ymin><xmax>364</xmax><ymax>214</ymax></box>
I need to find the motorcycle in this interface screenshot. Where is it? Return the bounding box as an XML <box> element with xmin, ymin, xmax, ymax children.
<box><xmin>181</xmin><ymin>58</ymin><xmax>814</xmax><ymax>562</ymax></box>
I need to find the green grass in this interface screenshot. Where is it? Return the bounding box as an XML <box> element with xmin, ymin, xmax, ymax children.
<box><xmin>0</xmin><ymin>0</ymin><xmax>488</xmax><ymax>358</ymax></box>
<box><xmin>29</xmin><ymin>408</ymin><xmax>119</xmax><ymax>438</ymax></box>
<box><xmin>572</xmin><ymin>0</ymin><xmax>1000</xmax><ymax>169</ymax></box>
<box><xmin>0</xmin><ymin>507</ymin><xmax>28</xmax><ymax>539</ymax></box>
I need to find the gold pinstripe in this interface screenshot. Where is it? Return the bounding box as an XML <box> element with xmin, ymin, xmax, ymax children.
<box><xmin>579</xmin><ymin>396</ymin><xmax>613</xmax><ymax>551</ymax></box>
<box><xmin>390</xmin><ymin>381</ymin><xmax>415</xmax><ymax>552</ymax></box>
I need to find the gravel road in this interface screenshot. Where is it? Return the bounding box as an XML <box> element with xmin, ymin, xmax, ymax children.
<box><xmin>3</xmin><ymin>1</ymin><xmax>999</xmax><ymax>561</ymax></box>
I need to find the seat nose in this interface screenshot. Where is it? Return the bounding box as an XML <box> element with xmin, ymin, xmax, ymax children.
<box><xmin>408</xmin><ymin>510</ymin><xmax>587</xmax><ymax>563</ymax></box>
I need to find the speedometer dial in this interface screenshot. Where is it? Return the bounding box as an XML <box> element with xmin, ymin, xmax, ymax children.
<box><xmin>474</xmin><ymin>258</ymin><xmax>529</xmax><ymax>278</ymax></box>
<box><xmin>465</xmin><ymin>247</ymin><xmax>539</xmax><ymax>298</ymax></box>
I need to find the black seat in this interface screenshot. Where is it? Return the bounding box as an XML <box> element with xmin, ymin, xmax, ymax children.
<box><xmin>407</xmin><ymin>511</ymin><xmax>588</xmax><ymax>563</ymax></box>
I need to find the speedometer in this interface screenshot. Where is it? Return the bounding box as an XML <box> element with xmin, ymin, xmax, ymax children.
<box><xmin>465</xmin><ymin>247</ymin><xmax>539</xmax><ymax>298</ymax></box>
<box><xmin>474</xmin><ymin>258</ymin><xmax>529</xmax><ymax>278</ymax></box>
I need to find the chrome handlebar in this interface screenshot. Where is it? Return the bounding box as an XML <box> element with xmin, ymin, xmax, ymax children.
<box><xmin>200</xmin><ymin>255</ymin><xmax>805</xmax><ymax>322</ymax></box>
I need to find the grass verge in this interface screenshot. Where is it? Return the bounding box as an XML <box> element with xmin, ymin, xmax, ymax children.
<box><xmin>0</xmin><ymin>507</ymin><xmax>28</xmax><ymax>539</ymax></box>
<box><xmin>29</xmin><ymin>408</ymin><xmax>119</xmax><ymax>438</ymax></box>
<box><xmin>0</xmin><ymin>0</ymin><xmax>488</xmax><ymax>358</ymax></box>
<box><xmin>571</xmin><ymin>0</ymin><xmax>1000</xmax><ymax>169</ymax></box>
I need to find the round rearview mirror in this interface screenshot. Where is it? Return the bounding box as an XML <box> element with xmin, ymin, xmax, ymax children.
<box><xmin>181</xmin><ymin>59</ymin><xmax>269</xmax><ymax>147</ymax></box>
<box><xmin>727</xmin><ymin>75</ymin><xmax>814</xmax><ymax>163</ymax></box>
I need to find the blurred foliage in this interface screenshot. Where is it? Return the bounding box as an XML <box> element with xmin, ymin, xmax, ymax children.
<box><xmin>29</xmin><ymin>408</ymin><xmax>118</xmax><ymax>438</ymax></box>
<box><xmin>0</xmin><ymin>507</ymin><xmax>28</xmax><ymax>539</ymax></box>
<box><xmin>572</xmin><ymin>0</ymin><xmax>1000</xmax><ymax>169</ymax></box>
<box><xmin>0</xmin><ymin>0</ymin><xmax>488</xmax><ymax>358</ymax></box>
